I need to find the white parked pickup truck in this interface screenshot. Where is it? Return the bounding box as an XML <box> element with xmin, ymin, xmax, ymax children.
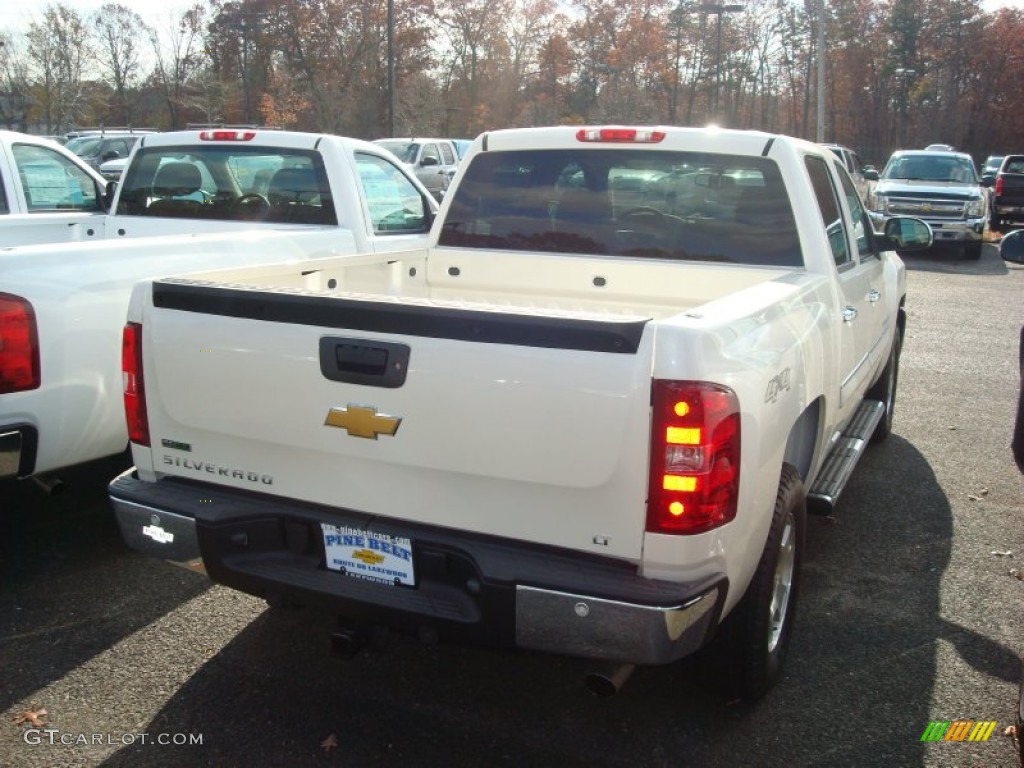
<box><xmin>0</xmin><ymin>129</ymin><xmax>438</xmax><ymax>482</ymax></box>
<box><xmin>108</xmin><ymin>126</ymin><xmax>932</xmax><ymax>699</ymax></box>
<box><xmin>0</xmin><ymin>131</ymin><xmax>113</xmax><ymax>247</ymax></box>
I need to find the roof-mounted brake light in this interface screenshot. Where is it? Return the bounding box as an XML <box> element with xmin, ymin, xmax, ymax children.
<box><xmin>576</xmin><ymin>128</ymin><xmax>666</xmax><ymax>144</ymax></box>
<box><xmin>199</xmin><ymin>130</ymin><xmax>256</xmax><ymax>141</ymax></box>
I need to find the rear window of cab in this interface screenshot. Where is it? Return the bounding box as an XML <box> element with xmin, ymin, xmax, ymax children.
<box><xmin>438</xmin><ymin>149</ymin><xmax>802</xmax><ymax>267</ymax></box>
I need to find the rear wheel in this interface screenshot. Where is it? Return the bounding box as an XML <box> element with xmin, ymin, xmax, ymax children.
<box><xmin>865</xmin><ymin>329</ymin><xmax>902</xmax><ymax>443</ymax></box>
<box><xmin>963</xmin><ymin>241</ymin><xmax>982</xmax><ymax>260</ymax></box>
<box><xmin>718</xmin><ymin>463</ymin><xmax>805</xmax><ymax>700</ymax></box>
<box><xmin>991</xmin><ymin>213</ymin><xmax>1002</xmax><ymax>232</ymax></box>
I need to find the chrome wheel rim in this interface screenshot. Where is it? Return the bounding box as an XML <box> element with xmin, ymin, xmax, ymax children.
<box><xmin>767</xmin><ymin>512</ymin><xmax>796</xmax><ymax>654</ymax></box>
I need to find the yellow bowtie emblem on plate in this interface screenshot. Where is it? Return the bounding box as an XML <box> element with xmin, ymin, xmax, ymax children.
<box><xmin>324</xmin><ymin>405</ymin><xmax>402</xmax><ymax>439</ymax></box>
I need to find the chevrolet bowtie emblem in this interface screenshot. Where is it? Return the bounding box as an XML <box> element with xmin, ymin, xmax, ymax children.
<box><xmin>324</xmin><ymin>405</ymin><xmax>402</xmax><ymax>439</ymax></box>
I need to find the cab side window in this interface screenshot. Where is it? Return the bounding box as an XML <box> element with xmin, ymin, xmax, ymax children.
<box><xmin>833</xmin><ymin>159</ymin><xmax>875</xmax><ymax>261</ymax></box>
<box><xmin>805</xmin><ymin>155</ymin><xmax>850</xmax><ymax>267</ymax></box>
<box><xmin>356</xmin><ymin>152</ymin><xmax>429</xmax><ymax>234</ymax></box>
<box><xmin>421</xmin><ymin>144</ymin><xmax>441</xmax><ymax>166</ymax></box>
<box><xmin>11</xmin><ymin>143</ymin><xmax>101</xmax><ymax>212</ymax></box>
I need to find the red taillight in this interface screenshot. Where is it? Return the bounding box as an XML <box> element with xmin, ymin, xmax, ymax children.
<box><xmin>647</xmin><ymin>380</ymin><xmax>740</xmax><ymax>535</ymax></box>
<box><xmin>199</xmin><ymin>130</ymin><xmax>256</xmax><ymax>141</ymax></box>
<box><xmin>122</xmin><ymin>322</ymin><xmax>150</xmax><ymax>446</ymax></box>
<box><xmin>576</xmin><ymin>127</ymin><xmax>666</xmax><ymax>143</ymax></box>
<box><xmin>0</xmin><ymin>293</ymin><xmax>40</xmax><ymax>394</ymax></box>
<box><xmin>995</xmin><ymin>176</ymin><xmax>1004</xmax><ymax>196</ymax></box>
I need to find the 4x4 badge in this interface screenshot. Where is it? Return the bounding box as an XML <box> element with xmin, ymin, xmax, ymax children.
<box><xmin>324</xmin><ymin>405</ymin><xmax>402</xmax><ymax>439</ymax></box>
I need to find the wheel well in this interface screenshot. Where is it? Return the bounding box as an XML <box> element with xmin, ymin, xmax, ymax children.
<box><xmin>782</xmin><ymin>397</ymin><xmax>822</xmax><ymax>482</ymax></box>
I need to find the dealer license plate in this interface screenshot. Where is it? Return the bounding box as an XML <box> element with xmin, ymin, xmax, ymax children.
<box><xmin>321</xmin><ymin>523</ymin><xmax>415</xmax><ymax>586</ymax></box>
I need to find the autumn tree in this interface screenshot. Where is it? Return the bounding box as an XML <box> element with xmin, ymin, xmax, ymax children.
<box><xmin>26</xmin><ymin>4</ymin><xmax>93</xmax><ymax>133</ymax></box>
<box><xmin>914</xmin><ymin>0</ymin><xmax>985</xmax><ymax>150</ymax></box>
<box><xmin>0</xmin><ymin>32</ymin><xmax>32</xmax><ymax>130</ymax></box>
<box><xmin>92</xmin><ymin>3</ymin><xmax>151</xmax><ymax>126</ymax></box>
<box><xmin>148</xmin><ymin>4</ymin><xmax>209</xmax><ymax>128</ymax></box>
<box><xmin>486</xmin><ymin>0</ymin><xmax>561</xmax><ymax>130</ymax></box>
<box><xmin>972</xmin><ymin>8</ymin><xmax>1024</xmax><ymax>155</ymax></box>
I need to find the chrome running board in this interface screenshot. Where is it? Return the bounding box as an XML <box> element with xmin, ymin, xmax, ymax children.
<box><xmin>807</xmin><ymin>400</ymin><xmax>884</xmax><ymax>515</ymax></box>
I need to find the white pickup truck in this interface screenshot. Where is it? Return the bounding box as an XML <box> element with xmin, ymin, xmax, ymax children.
<box><xmin>1</xmin><ymin>128</ymin><xmax>438</xmax><ymax>482</ymax></box>
<box><xmin>108</xmin><ymin>126</ymin><xmax>932</xmax><ymax>699</ymax></box>
<box><xmin>0</xmin><ymin>131</ymin><xmax>113</xmax><ymax>247</ymax></box>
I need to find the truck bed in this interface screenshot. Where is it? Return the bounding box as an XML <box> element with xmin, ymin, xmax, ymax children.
<box><xmin>136</xmin><ymin>248</ymin><xmax>799</xmax><ymax>565</ymax></box>
<box><xmin>174</xmin><ymin>248</ymin><xmax>795</xmax><ymax>321</ymax></box>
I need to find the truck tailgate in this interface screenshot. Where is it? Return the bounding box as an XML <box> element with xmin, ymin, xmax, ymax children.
<box><xmin>141</xmin><ymin>281</ymin><xmax>657</xmax><ymax>562</ymax></box>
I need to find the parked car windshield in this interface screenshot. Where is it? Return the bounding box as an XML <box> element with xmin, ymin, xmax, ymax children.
<box><xmin>64</xmin><ymin>137</ymin><xmax>103</xmax><ymax>156</ymax></box>
<box><xmin>881</xmin><ymin>154</ymin><xmax>978</xmax><ymax>183</ymax></box>
<box><xmin>983</xmin><ymin>156</ymin><xmax>1004</xmax><ymax>176</ymax></box>
<box><xmin>439</xmin><ymin>149</ymin><xmax>802</xmax><ymax>267</ymax></box>
<box><xmin>375</xmin><ymin>141</ymin><xmax>419</xmax><ymax>164</ymax></box>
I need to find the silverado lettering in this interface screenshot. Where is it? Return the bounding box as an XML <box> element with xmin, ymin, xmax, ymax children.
<box><xmin>162</xmin><ymin>455</ymin><xmax>272</xmax><ymax>485</ymax></box>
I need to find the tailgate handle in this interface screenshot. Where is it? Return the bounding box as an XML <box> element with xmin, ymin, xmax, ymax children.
<box><xmin>319</xmin><ymin>337</ymin><xmax>410</xmax><ymax>388</ymax></box>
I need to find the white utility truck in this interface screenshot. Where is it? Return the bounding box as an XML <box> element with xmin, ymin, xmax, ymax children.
<box><xmin>108</xmin><ymin>126</ymin><xmax>932</xmax><ymax>699</ymax></box>
<box><xmin>1</xmin><ymin>128</ymin><xmax>437</xmax><ymax>482</ymax></box>
<box><xmin>0</xmin><ymin>130</ymin><xmax>111</xmax><ymax>247</ymax></box>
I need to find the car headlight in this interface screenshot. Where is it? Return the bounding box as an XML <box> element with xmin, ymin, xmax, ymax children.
<box><xmin>965</xmin><ymin>198</ymin><xmax>985</xmax><ymax>217</ymax></box>
<box><xmin>868</xmin><ymin>192</ymin><xmax>887</xmax><ymax>213</ymax></box>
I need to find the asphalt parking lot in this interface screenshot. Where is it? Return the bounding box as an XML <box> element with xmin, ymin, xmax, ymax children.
<box><xmin>2</xmin><ymin>243</ymin><xmax>1023</xmax><ymax>768</ymax></box>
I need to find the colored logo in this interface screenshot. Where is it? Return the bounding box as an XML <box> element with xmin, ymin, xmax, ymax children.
<box><xmin>920</xmin><ymin>720</ymin><xmax>997</xmax><ymax>742</ymax></box>
<box><xmin>351</xmin><ymin>549</ymin><xmax>386</xmax><ymax>565</ymax></box>
<box><xmin>324</xmin><ymin>404</ymin><xmax>402</xmax><ymax>439</ymax></box>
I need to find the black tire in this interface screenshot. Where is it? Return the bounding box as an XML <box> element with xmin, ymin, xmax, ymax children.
<box><xmin>963</xmin><ymin>241</ymin><xmax>982</xmax><ymax>260</ymax></box>
<box><xmin>718</xmin><ymin>463</ymin><xmax>805</xmax><ymax>701</ymax></box>
<box><xmin>865</xmin><ymin>329</ymin><xmax>902</xmax><ymax>443</ymax></box>
<box><xmin>991</xmin><ymin>213</ymin><xmax>1002</xmax><ymax>232</ymax></box>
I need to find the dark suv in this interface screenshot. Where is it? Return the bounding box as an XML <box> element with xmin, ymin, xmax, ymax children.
<box><xmin>64</xmin><ymin>129</ymin><xmax>156</xmax><ymax>172</ymax></box>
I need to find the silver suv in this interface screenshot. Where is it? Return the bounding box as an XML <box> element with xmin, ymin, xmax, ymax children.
<box><xmin>373</xmin><ymin>138</ymin><xmax>459</xmax><ymax>200</ymax></box>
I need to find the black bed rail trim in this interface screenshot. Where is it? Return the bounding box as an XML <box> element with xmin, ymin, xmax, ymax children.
<box><xmin>151</xmin><ymin>281</ymin><xmax>648</xmax><ymax>354</ymax></box>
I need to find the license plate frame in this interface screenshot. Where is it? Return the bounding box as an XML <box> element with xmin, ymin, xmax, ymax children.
<box><xmin>321</xmin><ymin>523</ymin><xmax>415</xmax><ymax>587</ymax></box>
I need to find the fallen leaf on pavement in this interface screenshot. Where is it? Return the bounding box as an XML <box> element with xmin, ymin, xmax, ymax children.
<box><xmin>12</xmin><ymin>707</ymin><xmax>48</xmax><ymax>727</ymax></box>
<box><xmin>320</xmin><ymin>733</ymin><xmax>338</xmax><ymax>753</ymax></box>
<box><xmin>1009</xmin><ymin>568</ymin><xmax>1023</xmax><ymax>581</ymax></box>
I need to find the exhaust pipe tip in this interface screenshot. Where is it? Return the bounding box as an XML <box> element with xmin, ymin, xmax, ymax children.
<box><xmin>32</xmin><ymin>474</ymin><xmax>65</xmax><ymax>496</ymax></box>
<box><xmin>330</xmin><ymin>627</ymin><xmax>366</xmax><ymax>659</ymax></box>
<box><xmin>584</xmin><ymin>662</ymin><xmax>636</xmax><ymax>697</ymax></box>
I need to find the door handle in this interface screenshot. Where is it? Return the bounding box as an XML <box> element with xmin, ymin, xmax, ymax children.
<box><xmin>867</xmin><ymin>289</ymin><xmax>880</xmax><ymax>303</ymax></box>
<box><xmin>319</xmin><ymin>337</ymin><xmax>410</xmax><ymax>388</ymax></box>
<box><xmin>843</xmin><ymin>306</ymin><xmax>858</xmax><ymax>323</ymax></box>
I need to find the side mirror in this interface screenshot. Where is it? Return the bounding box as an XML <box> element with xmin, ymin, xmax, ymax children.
<box><xmin>999</xmin><ymin>229</ymin><xmax>1024</xmax><ymax>264</ymax></box>
<box><xmin>420</xmin><ymin>156</ymin><xmax>439</xmax><ymax>167</ymax></box>
<box><xmin>863</xmin><ymin>168</ymin><xmax>880</xmax><ymax>182</ymax></box>
<box><xmin>102</xmin><ymin>149</ymin><xmax>120</xmax><ymax>161</ymax></box>
<box><xmin>980</xmin><ymin>176</ymin><xmax>994</xmax><ymax>188</ymax></box>
<box><xmin>877</xmin><ymin>216</ymin><xmax>933</xmax><ymax>252</ymax></box>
